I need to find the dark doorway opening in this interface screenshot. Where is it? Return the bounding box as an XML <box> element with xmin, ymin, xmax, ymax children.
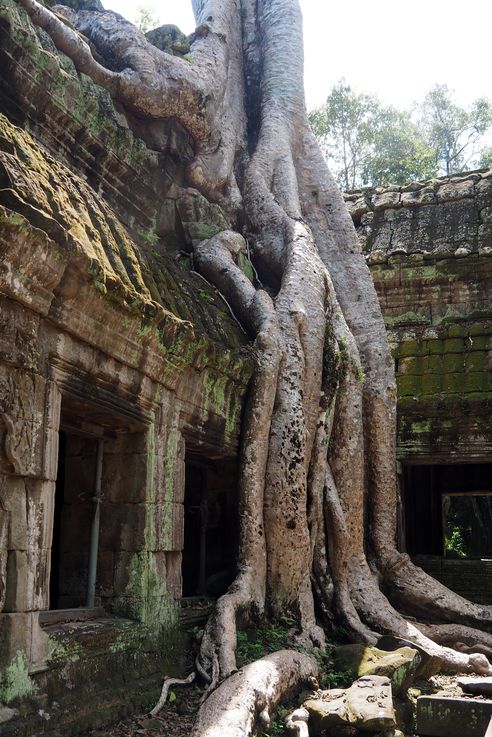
<box><xmin>50</xmin><ymin>425</ymin><xmax>99</xmax><ymax>609</ymax></box>
<box><xmin>403</xmin><ymin>463</ymin><xmax>492</xmax><ymax>558</ymax></box>
<box><xmin>182</xmin><ymin>453</ymin><xmax>238</xmax><ymax>597</ymax></box>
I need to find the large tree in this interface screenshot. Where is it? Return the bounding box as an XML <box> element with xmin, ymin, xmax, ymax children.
<box><xmin>308</xmin><ymin>80</ymin><xmax>437</xmax><ymax>189</ymax></box>
<box><xmin>14</xmin><ymin>0</ymin><xmax>492</xmax><ymax>733</ymax></box>
<box><xmin>420</xmin><ymin>84</ymin><xmax>492</xmax><ymax>175</ymax></box>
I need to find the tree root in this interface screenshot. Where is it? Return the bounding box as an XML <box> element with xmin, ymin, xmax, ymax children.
<box><xmin>418</xmin><ymin>623</ymin><xmax>492</xmax><ymax>659</ymax></box>
<box><xmin>150</xmin><ymin>672</ymin><xmax>196</xmax><ymax>717</ymax></box>
<box><xmin>285</xmin><ymin>707</ymin><xmax>310</xmax><ymax>737</ymax></box>
<box><xmin>191</xmin><ymin>650</ymin><xmax>317</xmax><ymax>737</ymax></box>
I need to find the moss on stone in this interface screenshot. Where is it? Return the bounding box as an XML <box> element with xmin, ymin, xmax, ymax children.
<box><xmin>0</xmin><ymin>651</ymin><xmax>34</xmax><ymax>705</ymax></box>
<box><xmin>384</xmin><ymin>311</ymin><xmax>430</xmax><ymax>327</ymax></box>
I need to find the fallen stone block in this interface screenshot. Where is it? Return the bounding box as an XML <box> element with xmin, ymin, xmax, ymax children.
<box><xmin>304</xmin><ymin>675</ymin><xmax>396</xmax><ymax>733</ymax></box>
<box><xmin>334</xmin><ymin>643</ymin><xmax>420</xmax><ymax>695</ymax></box>
<box><xmin>417</xmin><ymin>695</ymin><xmax>492</xmax><ymax>737</ymax></box>
<box><xmin>457</xmin><ymin>676</ymin><xmax>492</xmax><ymax>697</ymax></box>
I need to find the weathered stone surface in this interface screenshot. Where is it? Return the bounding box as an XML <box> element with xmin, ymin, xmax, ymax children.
<box><xmin>0</xmin><ymin>509</ymin><xmax>7</xmax><ymax>611</ymax></box>
<box><xmin>377</xmin><ymin>634</ymin><xmax>442</xmax><ymax>680</ymax></box>
<box><xmin>457</xmin><ymin>676</ymin><xmax>492</xmax><ymax>697</ymax></box>
<box><xmin>145</xmin><ymin>24</ymin><xmax>190</xmax><ymax>56</ymax></box>
<box><xmin>417</xmin><ymin>695</ymin><xmax>492</xmax><ymax>737</ymax></box>
<box><xmin>346</xmin><ymin>676</ymin><xmax>396</xmax><ymax>730</ymax></box>
<box><xmin>0</xmin><ymin>707</ymin><xmax>19</xmax><ymax>724</ymax></box>
<box><xmin>304</xmin><ymin>676</ymin><xmax>396</xmax><ymax>733</ymax></box>
<box><xmin>334</xmin><ymin>644</ymin><xmax>419</xmax><ymax>695</ymax></box>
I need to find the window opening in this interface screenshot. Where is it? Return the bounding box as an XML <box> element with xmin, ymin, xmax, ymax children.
<box><xmin>403</xmin><ymin>463</ymin><xmax>492</xmax><ymax>558</ymax></box>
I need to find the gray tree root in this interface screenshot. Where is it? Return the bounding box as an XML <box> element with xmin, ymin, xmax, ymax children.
<box><xmin>191</xmin><ymin>650</ymin><xmax>317</xmax><ymax>737</ymax></box>
<box><xmin>150</xmin><ymin>672</ymin><xmax>196</xmax><ymax>717</ymax></box>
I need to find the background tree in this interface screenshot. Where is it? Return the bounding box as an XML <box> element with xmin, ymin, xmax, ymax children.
<box><xmin>364</xmin><ymin>106</ymin><xmax>436</xmax><ymax>185</ymax></box>
<box><xmin>310</xmin><ymin>81</ymin><xmax>492</xmax><ymax>188</ymax></box>
<box><xmin>420</xmin><ymin>84</ymin><xmax>492</xmax><ymax>175</ymax></box>
<box><xmin>14</xmin><ymin>0</ymin><xmax>492</xmax><ymax>733</ymax></box>
<box><xmin>308</xmin><ymin>80</ymin><xmax>377</xmax><ymax>190</ymax></box>
<box><xmin>479</xmin><ymin>147</ymin><xmax>492</xmax><ymax>169</ymax></box>
<box><xmin>133</xmin><ymin>4</ymin><xmax>161</xmax><ymax>32</ymax></box>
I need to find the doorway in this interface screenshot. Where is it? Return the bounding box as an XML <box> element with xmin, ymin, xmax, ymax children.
<box><xmin>181</xmin><ymin>453</ymin><xmax>238</xmax><ymax>597</ymax></box>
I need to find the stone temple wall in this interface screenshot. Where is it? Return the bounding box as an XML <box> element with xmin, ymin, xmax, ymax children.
<box><xmin>346</xmin><ymin>175</ymin><xmax>492</xmax><ymax>603</ymax></box>
<box><xmin>0</xmin><ymin>2</ymin><xmax>253</xmax><ymax>732</ymax></box>
<box><xmin>346</xmin><ymin>174</ymin><xmax>492</xmax><ymax>462</ymax></box>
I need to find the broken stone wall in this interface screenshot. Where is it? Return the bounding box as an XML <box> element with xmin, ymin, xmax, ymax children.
<box><xmin>347</xmin><ymin>173</ymin><xmax>492</xmax><ymax>603</ymax></box>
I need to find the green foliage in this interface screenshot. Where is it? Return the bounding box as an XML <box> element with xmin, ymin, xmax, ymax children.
<box><xmin>134</xmin><ymin>5</ymin><xmax>162</xmax><ymax>33</ymax></box>
<box><xmin>137</xmin><ymin>228</ymin><xmax>159</xmax><ymax>246</ymax></box>
<box><xmin>309</xmin><ymin>79</ymin><xmax>492</xmax><ymax>188</ymax></box>
<box><xmin>444</xmin><ymin>527</ymin><xmax>467</xmax><ymax>558</ymax></box>
<box><xmin>198</xmin><ymin>288</ymin><xmax>215</xmax><ymax>304</ymax></box>
<box><xmin>419</xmin><ymin>84</ymin><xmax>492</xmax><ymax>175</ymax></box>
<box><xmin>236</xmin><ymin>615</ymin><xmax>298</xmax><ymax>668</ymax></box>
<box><xmin>479</xmin><ymin>147</ymin><xmax>492</xmax><ymax>169</ymax></box>
<box><xmin>258</xmin><ymin>718</ymin><xmax>286</xmax><ymax>737</ymax></box>
<box><xmin>309</xmin><ymin>644</ymin><xmax>352</xmax><ymax>690</ymax></box>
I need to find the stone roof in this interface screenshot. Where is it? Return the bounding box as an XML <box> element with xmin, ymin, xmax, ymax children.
<box><xmin>344</xmin><ymin>171</ymin><xmax>492</xmax><ymax>265</ymax></box>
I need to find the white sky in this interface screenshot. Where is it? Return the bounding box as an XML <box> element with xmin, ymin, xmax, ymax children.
<box><xmin>103</xmin><ymin>0</ymin><xmax>492</xmax><ymax>111</ymax></box>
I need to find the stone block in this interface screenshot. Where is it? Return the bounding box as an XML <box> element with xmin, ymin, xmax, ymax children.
<box><xmin>96</xmin><ymin>551</ymin><xmax>114</xmax><ymax>597</ymax></box>
<box><xmin>0</xmin><ymin>477</ymin><xmax>27</xmax><ymax>550</ymax></box>
<box><xmin>417</xmin><ymin>695</ymin><xmax>492</xmax><ymax>737</ymax></box>
<box><xmin>3</xmin><ymin>545</ymin><xmax>49</xmax><ymax>611</ymax></box>
<box><xmin>42</xmin><ymin>427</ymin><xmax>59</xmax><ymax>481</ymax></box>
<box><xmin>305</xmin><ymin>675</ymin><xmax>396</xmax><ymax>734</ymax></box>
<box><xmin>103</xmin><ymin>432</ymin><xmax>148</xmax><ymax>456</ymax></box>
<box><xmin>26</xmin><ymin>480</ymin><xmax>55</xmax><ymax>552</ymax></box>
<box><xmin>0</xmin><ymin>612</ymin><xmax>32</xmax><ymax>668</ymax></box>
<box><xmin>457</xmin><ymin>676</ymin><xmax>492</xmax><ymax>697</ymax></box>
<box><xmin>44</xmin><ymin>381</ymin><xmax>62</xmax><ymax>432</ymax></box>
<box><xmin>0</xmin><ymin>367</ymin><xmax>46</xmax><ymax>477</ymax></box>
<box><xmin>0</xmin><ymin>299</ymin><xmax>40</xmax><ymax>371</ymax></box>
<box><xmin>0</xmin><ymin>510</ymin><xmax>8</xmax><ymax>612</ymax></box>
<box><xmin>113</xmin><ymin>552</ymin><xmax>133</xmax><ymax>595</ymax></box>
<box><xmin>63</xmin><ymin>450</ymin><xmax>97</xmax><ymax>502</ymax></box>
<box><xmin>100</xmin><ymin>503</ymin><xmax>147</xmax><ymax>552</ymax></box>
<box><xmin>4</xmin><ymin>551</ymin><xmax>28</xmax><ymax>612</ymax></box>
<box><xmin>334</xmin><ymin>644</ymin><xmax>419</xmax><ymax>696</ymax></box>
<box><xmin>442</xmin><ymin>372</ymin><xmax>464</xmax><ymax>393</ymax></box>
<box><xmin>165</xmin><ymin>551</ymin><xmax>182</xmax><ymax>598</ymax></box>
<box><xmin>59</xmin><ymin>503</ymin><xmax>92</xmax><ymax>552</ymax></box>
<box><xmin>103</xmin><ymin>452</ymin><xmax>149</xmax><ymax>503</ymax></box>
<box><xmin>154</xmin><ymin>429</ymin><xmax>185</xmax><ymax>505</ymax></box>
<box><xmin>154</xmin><ymin>502</ymin><xmax>184</xmax><ymax>552</ymax></box>
<box><xmin>346</xmin><ymin>676</ymin><xmax>395</xmax><ymax>731</ymax></box>
<box><xmin>27</xmin><ymin>547</ymin><xmax>50</xmax><ymax>611</ymax></box>
<box><xmin>58</xmin><ymin>552</ymin><xmax>88</xmax><ymax>598</ymax></box>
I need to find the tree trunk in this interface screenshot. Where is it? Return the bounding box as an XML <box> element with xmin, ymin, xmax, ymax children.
<box><xmin>15</xmin><ymin>0</ymin><xmax>492</xmax><ymax>731</ymax></box>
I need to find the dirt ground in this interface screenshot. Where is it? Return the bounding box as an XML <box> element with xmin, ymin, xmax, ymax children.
<box><xmin>88</xmin><ymin>672</ymin><xmax>479</xmax><ymax>737</ymax></box>
<box><xmin>87</xmin><ymin>686</ymin><xmax>201</xmax><ymax>737</ymax></box>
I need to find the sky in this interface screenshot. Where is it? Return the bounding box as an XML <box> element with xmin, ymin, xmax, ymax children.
<box><xmin>103</xmin><ymin>0</ymin><xmax>492</xmax><ymax>112</ymax></box>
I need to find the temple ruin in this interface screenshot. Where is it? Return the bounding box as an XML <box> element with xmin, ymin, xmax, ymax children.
<box><xmin>0</xmin><ymin>0</ymin><xmax>490</xmax><ymax>733</ymax></box>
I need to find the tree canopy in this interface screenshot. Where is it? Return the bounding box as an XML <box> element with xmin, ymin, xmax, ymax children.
<box><xmin>310</xmin><ymin>80</ymin><xmax>492</xmax><ymax>189</ymax></box>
